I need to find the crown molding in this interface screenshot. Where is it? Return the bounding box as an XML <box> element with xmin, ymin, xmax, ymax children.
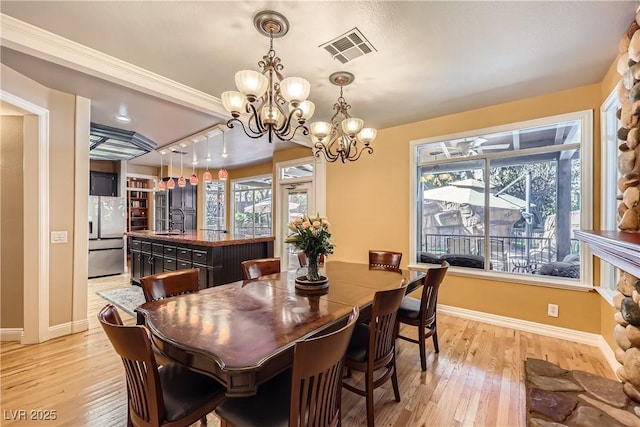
<box><xmin>0</xmin><ymin>14</ymin><xmax>229</xmax><ymax>118</ymax></box>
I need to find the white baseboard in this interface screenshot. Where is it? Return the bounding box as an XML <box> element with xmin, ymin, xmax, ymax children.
<box><xmin>596</xmin><ymin>335</ymin><xmax>622</xmax><ymax>377</ymax></box>
<box><xmin>47</xmin><ymin>319</ymin><xmax>89</xmax><ymax>340</ymax></box>
<box><xmin>438</xmin><ymin>304</ymin><xmax>620</xmax><ymax>374</ymax></box>
<box><xmin>0</xmin><ymin>328</ymin><xmax>24</xmax><ymax>342</ymax></box>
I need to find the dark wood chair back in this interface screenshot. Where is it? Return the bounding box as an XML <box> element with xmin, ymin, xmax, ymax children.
<box><xmin>368</xmin><ymin>250</ymin><xmax>402</xmax><ymax>269</ymax></box>
<box><xmin>397</xmin><ymin>261</ymin><xmax>449</xmax><ymax>371</ymax></box>
<box><xmin>99</xmin><ymin>304</ymin><xmax>225</xmax><ymax>427</ymax></box>
<box><xmin>343</xmin><ymin>280</ymin><xmax>407</xmax><ymax>427</ymax></box>
<box><xmin>420</xmin><ymin>261</ymin><xmax>449</xmax><ymax>325</ymax></box>
<box><xmin>290</xmin><ymin>307</ymin><xmax>358</xmax><ymax>426</ymax></box>
<box><xmin>368</xmin><ymin>281</ymin><xmax>407</xmax><ymax>366</ymax></box>
<box><xmin>241</xmin><ymin>258</ymin><xmax>281</xmax><ymax>280</ymax></box>
<box><xmin>215</xmin><ymin>307</ymin><xmax>359</xmax><ymax>427</ymax></box>
<box><xmin>297</xmin><ymin>252</ymin><xmax>326</xmax><ymax>268</ymax></box>
<box><xmin>140</xmin><ymin>268</ymin><xmax>200</xmax><ymax>302</ymax></box>
<box><xmin>98</xmin><ymin>304</ymin><xmax>165</xmax><ymax>426</ymax></box>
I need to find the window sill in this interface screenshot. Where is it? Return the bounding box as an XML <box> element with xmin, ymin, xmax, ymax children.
<box><xmin>408</xmin><ymin>263</ymin><xmax>594</xmax><ymax>292</ymax></box>
<box><xmin>595</xmin><ymin>287</ymin><xmax>618</xmax><ymax>307</ymax></box>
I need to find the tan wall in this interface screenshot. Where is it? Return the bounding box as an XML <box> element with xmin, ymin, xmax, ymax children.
<box><xmin>127</xmin><ymin>164</ymin><xmax>159</xmax><ymax>176</ymax></box>
<box><xmin>327</xmin><ymin>83</ymin><xmax>603</xmax><ymax>332</ymax></box>
<box><xmin>601</xmin><ymin>298</ymin><xmax>618</xmax><ymax>351</ymax></box>
<box><xmin>1</xmin><ymin>116</ymin><xmax>25</xmax><ymax>328</ymax></box>
<box><xmin>2</xmin><ymin>65</ymin><xmax>88</xmax><ymax>328</ymax></box>
<box><xmin>47</xmin><ymin>90</ymin><xmax>78</xmax><ymax>326</ymax></box>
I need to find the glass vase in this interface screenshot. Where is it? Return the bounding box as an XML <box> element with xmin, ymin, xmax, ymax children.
<box><xmin>306</xmin><ymin>253</ymin><xmax>321</xmax><ymax>282</ymax></box>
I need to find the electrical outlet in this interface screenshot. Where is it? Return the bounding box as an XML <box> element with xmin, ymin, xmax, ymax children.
<box><xmin>50</xmin><ymin>231</ymin><xmax>68</xmax><ymax>243</ymax></box>
<box><xmin>547</xmin><ymin>303</ymin><xmax>559</xmax><ymax>318</ymax></box>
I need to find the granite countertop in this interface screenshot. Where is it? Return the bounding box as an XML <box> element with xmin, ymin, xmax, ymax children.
<box><xmin>126</xmin><ymin>230</ymin><xmax>275</xmax><ymax>247</ymax></box>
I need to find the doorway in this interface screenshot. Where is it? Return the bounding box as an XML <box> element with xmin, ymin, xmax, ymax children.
<box><xmin>281</xmin><ymin>182</ymin><xmax>313</xmax><ymax>271</ymax></box>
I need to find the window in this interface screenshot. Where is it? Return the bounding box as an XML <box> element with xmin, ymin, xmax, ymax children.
<box><xmin>203</xmin><ymin>181</ymin><xmax>225</xmax><ymax>231</ymax></box>
<box><xmin>232</xmin><ymin>175</ymin><xmax>272</xmax><ymax>237</ymax></box>
<box><xmin>411</xmin><ymin>111</ymin><xmax>592</xmax><ymax>284</ymax></box>
<box><xmin>600</xmin><ymin>88</ymin><xmax>621</xmax><ymax>297</ymax></box>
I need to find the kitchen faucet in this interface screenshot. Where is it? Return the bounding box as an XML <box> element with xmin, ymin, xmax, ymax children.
<box><xmin>169</xmin><ymin>208</ymin><xmax>186</xmax><ymax>233</ymax></box>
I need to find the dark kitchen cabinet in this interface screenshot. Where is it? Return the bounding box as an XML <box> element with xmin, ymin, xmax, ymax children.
<box><xmin>169</xmin><ymin>181</ymin><xmax>197</xmax><ymax>210</ymax></box>
<box><xmin>166</xmin><ymin>180</ymin><xmax>197</xmax><ymax>231</ymax></box>
<box><xmin>131</xmin><ymin>251</ymin><xmax>152</xmax><ymax>280</ymax></box>
<box><xmin>90</xmin><ymin>171</ymin><xmax>118</xmax><ymax>196</ymax></box>
<box><xmin>128</xmin><ymin>236</ymin><xmax>272</xmax><ymax>288</ymax></box>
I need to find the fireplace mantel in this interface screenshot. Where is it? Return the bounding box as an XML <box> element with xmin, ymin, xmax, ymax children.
<box><xmin>574</xmin><ymin>230</ymin><xmax>640</xmax><ymax>278</ymax></box>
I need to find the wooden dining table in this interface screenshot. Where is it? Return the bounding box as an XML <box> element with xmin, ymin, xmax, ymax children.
<box><xmin>135</xmin><ymin>261</ymin><xmax>425</xmax><ymax>397</ymax></box>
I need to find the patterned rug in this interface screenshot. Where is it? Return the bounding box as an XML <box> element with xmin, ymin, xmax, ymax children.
<box><xmin>97</xmin><ymin>286</ymin><xmax>145</xmax><ymax>317</ymax></box>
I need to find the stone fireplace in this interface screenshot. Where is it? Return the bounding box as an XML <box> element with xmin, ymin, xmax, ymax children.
<box><xmin>575</xmin><ymin>230</ymin><xmax>640</xmax><ymax>406</ymax></box>
<box><xmin>572</xmin><ymin>12</ymin><xmax>640</xmax><ymax>408</ymax></box>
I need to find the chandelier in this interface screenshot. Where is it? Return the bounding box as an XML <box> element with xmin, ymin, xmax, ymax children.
<box><xmin>221</xmin><ymin>10</ymin><xmax>314</xmax><ymax>143</ymax></box>
<box><xmin>310</xmin><ymin>72</ymin><xmax>377</xmax><ymax>163</ymax></box>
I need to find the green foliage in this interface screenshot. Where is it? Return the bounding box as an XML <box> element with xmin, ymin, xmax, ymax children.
<box><xmin>285</xmin><ymin>214</ymin><xmax>335</xmax><ymax>256</ymax></box>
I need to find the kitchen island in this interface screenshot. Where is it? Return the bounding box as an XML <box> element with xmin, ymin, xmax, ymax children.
<box><xmin>127</xmin><ymin>230</ymin><xmax>275</xmax><ymax>288</ymax></box>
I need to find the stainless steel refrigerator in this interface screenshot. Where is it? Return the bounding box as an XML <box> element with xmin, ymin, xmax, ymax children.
<box><xmin>88</xmin><ymin>195</ymin><xmax>126</xmax><ymax>278</ymax></box>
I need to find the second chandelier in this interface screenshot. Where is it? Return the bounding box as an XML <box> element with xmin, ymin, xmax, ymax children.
<box><xmin>310</xmin><ymin>72</ymin><xmax>377</xmax><ymax>163</ymax></box>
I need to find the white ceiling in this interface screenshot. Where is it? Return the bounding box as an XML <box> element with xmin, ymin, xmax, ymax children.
<box><xmin>0</xmin><ymin>1</ymin><xmax>636</xmax><ymax>168</ymax></box>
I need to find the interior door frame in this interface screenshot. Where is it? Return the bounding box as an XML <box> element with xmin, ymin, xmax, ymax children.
<box><xmin>1</xmin><ymin>90</ymin><xmax>50</xmax><ymax>344</ymax></box>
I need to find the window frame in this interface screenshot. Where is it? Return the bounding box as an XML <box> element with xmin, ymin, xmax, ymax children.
<box><xmin>598</xmin><ymin>88</ymin><xmax>621</xmax><ymax>304</ymax></box>
<box><xmin>202</xmin><ymin>180</ymin><xmax>226</xmax><ymax>231</ymax></box>
<box><xmin>409</xmin><ymin>110</ymin><xmax>593</xmax><ymax>290</ymax></box>
<box><xmin>230</xmin><ymin>174</ymin><xmax>273</xmax><ymax>237</ymax></box>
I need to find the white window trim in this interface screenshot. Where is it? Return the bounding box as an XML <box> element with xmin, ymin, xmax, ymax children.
<box><xmin>202</xmin><ymin>180</ymin><xmax>226</xmax><ymax>231</ymax></box>
<box><xmin>409</xmin><ymin>109</ymin><xmax>593</xmax><ymax>290</ymax></box>
<box><xmin>230</xmin><ymin>174</ymin><xmax>273</xmax><ymax>236</ymax></box>
<box><xmin>599</xmin><ymin>87</ymin><xmax>621</xmax><ymax>305</ymax></box>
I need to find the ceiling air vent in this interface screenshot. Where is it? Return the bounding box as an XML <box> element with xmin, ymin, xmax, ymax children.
<box><xmin>89</xmin><ymin>123</ymin><xmax>156</xmax><ymax>161</ymax></box>
<box><xmin>320</xmin><ymin>27</ymin><xmax>376</xmax><ymax>64</ymax></box>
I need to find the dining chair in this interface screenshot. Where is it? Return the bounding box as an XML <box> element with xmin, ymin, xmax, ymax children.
<box><xmin>215</xmin><ymin>307</ymin><xmax>359</xmax><ymax>427</ymax></box>
<box><xmin>241</xmin><ymin>257</ymin><xmax>281</xmax><ymax>280</ymax></box>
<box><xmin>140</xmin><ymin>268</ymin><xmax>200</xmax><ymax>302</ymax></box>
<box><xmin>342</xmin><ymin>280</ymin><xmax>408</xmax><ymax>427</ymax></box>
<box><xmin>296</xmin><ymin>251</ymin><xmax>325</xmax><ymax>268</ymax></box>
<box><xmin>368</xmin><ymin>250</ymin><xmax>402</xmax><ymax>269</ymax></box>
<box><xmin>397</xmin><ymin>261</ymin><xmax>449</xmax><ymax>371</ymax></box>
<box><xmin>98</xmin><ymin>304</ymin><xmax>225</xmax><ymax>427</ymax></box>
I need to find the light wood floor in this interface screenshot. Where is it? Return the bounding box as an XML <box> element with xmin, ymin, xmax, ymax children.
<box><xmin>1</xmin><ymin>274</ymin><xmax>614</xmax><ymax>427</ymax></box>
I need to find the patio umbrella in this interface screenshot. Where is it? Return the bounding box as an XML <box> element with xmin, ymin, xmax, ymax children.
<box><xmin>244</xmin><ymin>199</ymin><xmax>300</xmax><ymax>214</ymax></box>
<box><xmin>423</xmin><ymin>179</ymin><xmax>528</xmax><ymax>211</ymax></box>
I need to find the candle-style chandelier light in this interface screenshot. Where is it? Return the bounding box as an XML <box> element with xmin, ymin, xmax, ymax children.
<box><xmin>221</xmin><ymin>10</ymin><xmax>314</xmax><ymax>143</ymax></box>
<box><xmin>311</xmin><ymin>72</ymin><xmax>377</xmax><ymax>163</ymax></box>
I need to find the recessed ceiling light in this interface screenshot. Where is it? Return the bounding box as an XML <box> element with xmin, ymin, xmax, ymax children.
<box><xmin>114</xmin><ymin>113</ymin><xmax>131</xmax><ymax>123</ymax></box>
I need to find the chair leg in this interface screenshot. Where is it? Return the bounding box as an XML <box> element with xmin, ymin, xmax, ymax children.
<box><xmin>200</xmin><ymin>415</ymin><xmax>208</xmax><ymax>426</ymax></box>
<box><xmin>365</xmin><ymin>368</ymin><xmax>375</xmax><ymax>427</ymax></box>
<box><xmin>219</xmin><ymin>417</ymin><xmax>230</xmax><ymax>427</ymax></box>
<box><xmin>432</xmin><ymin>328</ymin><xmax>439</xmax><ymax>353</ymax></box>
<box><xmin>418</xmin><ymin>324</ymin><xmax>427</xmax><ymax>372</ymax></box>
<box><xmin>391</xmin><ymin>352</ymin><xmax>401</xmax><ymax>402</ymax></box>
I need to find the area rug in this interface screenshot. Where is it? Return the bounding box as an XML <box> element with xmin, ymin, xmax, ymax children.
<box><xmin>97</xmin><ymin>286</ymin><xmax>145</xmax><ymax>317</ymax></box>
<box><xmin>525</xmin><ymin>358</ymin><xmax>639</xmax><ymax>426</ymax></box>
